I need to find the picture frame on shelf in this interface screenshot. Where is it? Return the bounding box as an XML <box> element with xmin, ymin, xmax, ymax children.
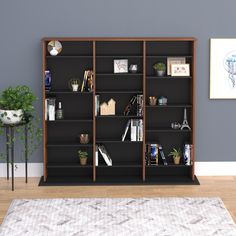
<box><xmin>171</xmin><ymin>64</ymin><xmax>190</xmax><ymax>76</ymax></box>
<box><xmin>114</xmin><ymin>59</ymin><xmax>128</xmax><ymax>73</ymax></box>
<box><xmin>210</xmin><ymin>38</ymin><xmax>236</xmax><ymax>99</ymax></box>
<box><xmin>167</xmin><ymin>57</ymin><xmax>186</xmax><ymax>75</ymax></box>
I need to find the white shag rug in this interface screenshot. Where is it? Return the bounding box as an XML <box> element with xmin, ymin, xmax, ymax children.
<box><xmin>0</xmin><ymin>198</ymin><xmax>236</xmax><ymax>236</ymax></box>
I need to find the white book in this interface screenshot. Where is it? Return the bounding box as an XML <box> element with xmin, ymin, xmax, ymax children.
<box><xmin>95</xmin><ymin>145</ymin><xmax>98</xmax><ymax>166</ymax></box>
<box><xmin>122</xmin><ymin>119</ymin><xmax>131</xmax><ymax>141</ymax></box>
<box><xmin>98</xmin><ymin>145</ymin><xmax>112</xmax><ymax>166</ymax></box>
<box><xmin>139</xmin><ymin>119</ymin><xmax>143</xmax><ymax>141</ymax></box>
<box><xmin>131</xmin><ymin>119</ymin><xmax>137</xmax><ymax>141</ymax></box>
<box><xmin>45</xmin><ymin>99</ymin><xmax>48</xmax><ymax>120</ymax></box>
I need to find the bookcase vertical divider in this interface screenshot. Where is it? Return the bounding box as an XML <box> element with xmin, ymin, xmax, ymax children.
<box><xmin>191</xmin><ymin>40</ymin><xmax>196</xmax><ymax>181</ymax></box>
<box><xmin>142</xmin><ymin>41</ymin><xmax>146</xmax><ymax>181</ymax></box>
<box><xmin>42</xmin><ymin>40</ymin><xmax>47</xmax><ymax>182</ymax></box>
<box><xmin>93</xmin><ymin>41</ymin><xmax>96</xmax><ymax>182</ymax></box>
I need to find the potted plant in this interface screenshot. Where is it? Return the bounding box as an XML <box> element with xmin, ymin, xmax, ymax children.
<box><xmin>153</xmin><ymin>62</ymin><xmax>166</xmax><ymax>76</ymax></box>
<box><xmin>78</xmin><ymin>150</ymin><xmax>88</xmax><ymax>166</ymax></box>
<box><xmin>0</xmin><ymin>86</ymin><xmax>36</xmax><ymax>125</ymax></box>
<box><xmin>68</xmin><ymin>79</ymin><xmax>80</xmax><ymax>92</ymax></box>
<box><xmin>168</xmin><ymin>148</ymin><xmax>182</xmax><ymax>165</ymax></box>
<box><xmin>0</xmin><ymin>86</ymin><xmax>42</xmax><ymax>162</ymax></box>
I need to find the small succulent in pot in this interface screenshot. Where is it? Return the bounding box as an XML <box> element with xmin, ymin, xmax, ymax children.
<box><xmin>78</xmin><ymin>150</ymin><xmax>88</xmax><ymax>166</ymax></box>
<box><xmin>153</xmin><ymin>62</ymin><xmax>166</xmax><ymax>77</ymax></box>
<box><xmin>168</xmin><ymin>148</ymin><xmax>182</xmax><ymax>165</ymax></box>
<box><xmin>0</xmin><ymin>86</ymin><xmax>36</xmax><ymax>125</ymax></box>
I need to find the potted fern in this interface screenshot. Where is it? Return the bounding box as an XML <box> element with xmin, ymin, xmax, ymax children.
<box><xmin>153</xmin><ymin>62</ymin><xmax>166</xmax><ymax>76</ymax></box>
<box><xmin>168</xmin><ymin>148</ymin><xmax>182</xmax><ymax>165</ymax></box>
<box><xmin>0</xmin><ymin>86</ymin><xmax>36</xmax><ymax>125</ymax></box>
<box><xmin>78</xmin><ymin>150</ymin><xmax>88</xmax><ymax>166</ymax></box>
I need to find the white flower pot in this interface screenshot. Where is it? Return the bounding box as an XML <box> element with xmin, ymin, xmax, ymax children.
<box><xmin>0</xmin><ymin>109</ymin><xmax>23</xmax><ymax>125</ymax></box>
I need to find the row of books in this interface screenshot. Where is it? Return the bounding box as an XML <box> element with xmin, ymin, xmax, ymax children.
<box><xmin>146</xmin><ymin>144</ymin><xmax>168</xmax><ymax>166</ymax></box>
<box><xmin>121</xmin><ymin>119</ymin><xmax>143</xmax><ymax>141</ymax></box>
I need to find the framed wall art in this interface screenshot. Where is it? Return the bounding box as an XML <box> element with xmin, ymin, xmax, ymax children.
<box><xmin>114</xmin><ymin>59</ymin><xmax>128</xmax><ymax>73</ymax></box>
<box><xmin>210</xmin><ymin>38</ymin><xmax>236</xmax><ymax>99</ymax></box>
<box><xmin>167</xmin><ymin>57</ymin><xmax>186</xmax><ymax>75</ymax></box>
<box><xmin>171</xmin><ymin>64</ymin><xmax>190</xmax><ymax>76</ymax></box>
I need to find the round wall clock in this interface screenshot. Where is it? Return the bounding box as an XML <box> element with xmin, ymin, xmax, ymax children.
<box><xmin>47</xmin><ymin>40</ymin><xmax>62</xmax><ymax>56</ymax></box>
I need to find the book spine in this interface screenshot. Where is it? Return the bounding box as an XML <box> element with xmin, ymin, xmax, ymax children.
<box><xmin>45</xmin><ymin>99</ymin><xmax>48</xmax><ymax>121</ymax></box>
<box><xmin>130</xmin><ymin>119</ymin><xmax>136</xmax><ymax>141</ymax></box>
<box><xmin>98</xmin><ymin>145</ymin><xmax>112</xmax><ymax>166</ymax></box>
<box><xmin>139</xmin><ymin>119</ymin><xmax>143</xmax><ymax>141</ymax></box>
<box><xmin>95</xmin><ymin>145</ymin><xmax>98</xmax><ymax>166</ymax></box>
<box><xmin>122</xmin><ymin>119</ymin><xmax>131</xmax><ymax>141</ymax></box>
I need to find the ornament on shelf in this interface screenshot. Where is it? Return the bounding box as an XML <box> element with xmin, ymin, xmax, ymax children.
<box><xmin>47</xmin><ymin>40</ymin><xmax>62</xmax><ymax>56</ymax></box>
<box><xmin>100</xmin><ymin>98</ymin><xmax>116</xmax><ymax>115</ymax></box>
<box><xmin>181</xmin><ymin>108</ymin><xmax>191</xmax><ymax>130</ymax></box>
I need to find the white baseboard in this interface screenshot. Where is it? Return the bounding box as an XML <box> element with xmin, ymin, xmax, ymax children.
<box><xmin>0</xmin><ymin>163</ymin><xmax>43</xmax><ymax>177</ymax></box>
<box><xmin>0</xmin><ymin>162</ymin><xmax>235</xmax><ymax>177</ymax></box>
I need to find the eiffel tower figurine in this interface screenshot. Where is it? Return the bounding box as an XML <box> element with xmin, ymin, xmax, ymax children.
<box><xmin>181</xmin><ymin>108</ymin><xmax>191</xmax><ymax>130</ymax></box>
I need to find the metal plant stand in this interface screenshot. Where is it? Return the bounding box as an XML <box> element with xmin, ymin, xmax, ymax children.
<box><xmin>3</xmin><ymin>122</ymin><xmax>28</xmax><ymax>191</ymax></box>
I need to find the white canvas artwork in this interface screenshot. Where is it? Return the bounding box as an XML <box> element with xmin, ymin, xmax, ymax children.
<box><xmin>210</xmin><ymin>38</ymin><xmax>236</xmax><ymax>99</ymax></box>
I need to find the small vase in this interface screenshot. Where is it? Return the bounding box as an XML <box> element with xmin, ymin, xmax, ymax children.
<box><xmin>156</xmin><ymin>70</ymin><xmax>165</xmax><ymax>77</ymax></box>
<box><xmin>80</xmin><ymin>157</ymin><xmax>88</xmax><ymax>166</ymax></box>
<box><xmin>79</xmin><ymin>134</ymin><xmax>89</xmax><ymax>144</ymax></box>
<box><xmin>148</xmin><ymin>96</ymin><xmax>157</xmax><ymax>106</ymax></box>
<box><xmin>173</xmin><ymin>156</ymin><xmax>181</xmax><ymax>165</ymax></box>
<box><xmin>72</xmin><ymin>84</ymin><xmax>79</xmax><ymax>92</ymax></box>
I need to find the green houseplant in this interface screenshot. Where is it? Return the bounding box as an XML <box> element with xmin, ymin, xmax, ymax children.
<box><xmin>78</xmin><ymin>150</ymin><xmax>88</xmax><ymax>166</ymax></box>
<box><xmin>0</xmin><ymin>86</ymin><xmax>36</xmax><ymax>124</ymax></box>
<box><xmin>0</xmin><ymin>86</ymin><xmax>42</xmax><ymax>161</ymax></box>
<box><xmin>168</xmin><ymin>148</ymin><xmax>182</xmax><ymax>165</ymax></box>
<box><xmin>153</xmin><ymin>62</ymin><xmax>166</xmax><ymax>76</ymax></box>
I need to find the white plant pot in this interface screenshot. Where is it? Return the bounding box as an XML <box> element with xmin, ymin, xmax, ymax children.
<box><xmin>0</xmin><ymin>109</ymin><xmax>23</xmax><ymax>125</ymax></box>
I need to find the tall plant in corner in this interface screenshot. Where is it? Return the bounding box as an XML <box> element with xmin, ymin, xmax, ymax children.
<box><xmin>0</xmin><ymin>86</ymin><xmax>42</xmax><ymax>161</ymax></box>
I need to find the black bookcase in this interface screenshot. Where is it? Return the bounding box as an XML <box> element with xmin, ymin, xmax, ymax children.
<box><xmin>41</xmin><ymin>38</ymin><xmax>198</xmax><ymax>185</ymax></box>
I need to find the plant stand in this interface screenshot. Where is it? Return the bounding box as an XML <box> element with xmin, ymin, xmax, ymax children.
<box><xmin>3</xmin><ymin>122</ymin><xmax>28</xmax><ymax>191</ymax></box>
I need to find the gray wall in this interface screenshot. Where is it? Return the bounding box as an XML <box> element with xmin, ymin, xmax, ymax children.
<box><xmin>0</xmin><ymin>0</ymin><xmax>235</xmax><ymax>162</ymax></box>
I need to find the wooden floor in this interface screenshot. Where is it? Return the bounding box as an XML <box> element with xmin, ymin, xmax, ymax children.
<box><xmin>0</xmin><ymin>176</ymin><xmax>236</xmax><ymax>224</ymax></box>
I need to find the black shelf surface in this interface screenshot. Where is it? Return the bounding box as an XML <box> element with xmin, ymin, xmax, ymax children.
<box><xmin>47</xmin><ymin>142</ymin><xmax>93</xmax><ymax>147</ymax></box>
<box><xmin>146</xmin><ymin>76</ymin><xmax>192</xmax><ymax>79</ymax></box>
<box><xmin>47</xmin><ymin>163</ymin><xmax>93</xmax><ymax>168</ymax></box>
<box><xmin>46</xmin><ymin>55</ymin><xmax>93</xmax><ymax>59</ymax></box>
<box><xmin>146</xmin><ymin>164</ymin><xmax>192</xmax><ymax>168</ymax></box>
<box><xmin>96</xmin><ymin>115</ymin><xmax>143</xmax><ymax>118</ymax></box>
<box><xmin>46</xmin><ymin>90</ymin><xmax>93</xmax><ymax>94</ymax></box>
<box><xmin>96</xmin><ymin>90</ymin><xmax>143</xmax><ymax>94</ymax></box>
<box><xmin>146</xmin><ymin>104</ymin><xmax>192</xmax><ymax>108</ymax></box>
<box><xmin>96</xmin><ymin>140</ymin><xmax>142</xmax><ymax>143</ymax></box>
<box><xmin>96</xmin><ymin>55</ymin><xmax>143</xmax><ymax>58</ymax></box>
<box><xmin>96</xmin><ymin>73</ymin><xmax>143</xmax><ymax>76</ymax></box>
<box><xmin>146</xmin><ymin>55</ymin><xmax>192</xmax><ymax>58</ymax></box>
<box><xmin>146</xmin><ymin>128</ymin><xmax>192</xmax><ymax>132</ymax></box>
<box><xmin>46</xmin><ymin>119</ymin><xmax>93</xmax><ymax>122</ymax></box>
<box><xmin>97</xmin><ymin>165</ymin><xmax>142</xmax><ymax>168</ymax></box>
<box><xmin>39</xmin><ymin>175</ymin><xmax>199</xmax><ymax>186</ymax></box>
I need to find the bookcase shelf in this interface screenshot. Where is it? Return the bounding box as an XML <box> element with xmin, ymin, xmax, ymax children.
<box><xmin>42</xmin><ymin>37</ymin><xmax>196</xmax><ymax>185</ymax></box>
<box><xmin>146</xmin><ymin>76</ymin><xmax>192</xmax><ymax>79</ymax></box>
